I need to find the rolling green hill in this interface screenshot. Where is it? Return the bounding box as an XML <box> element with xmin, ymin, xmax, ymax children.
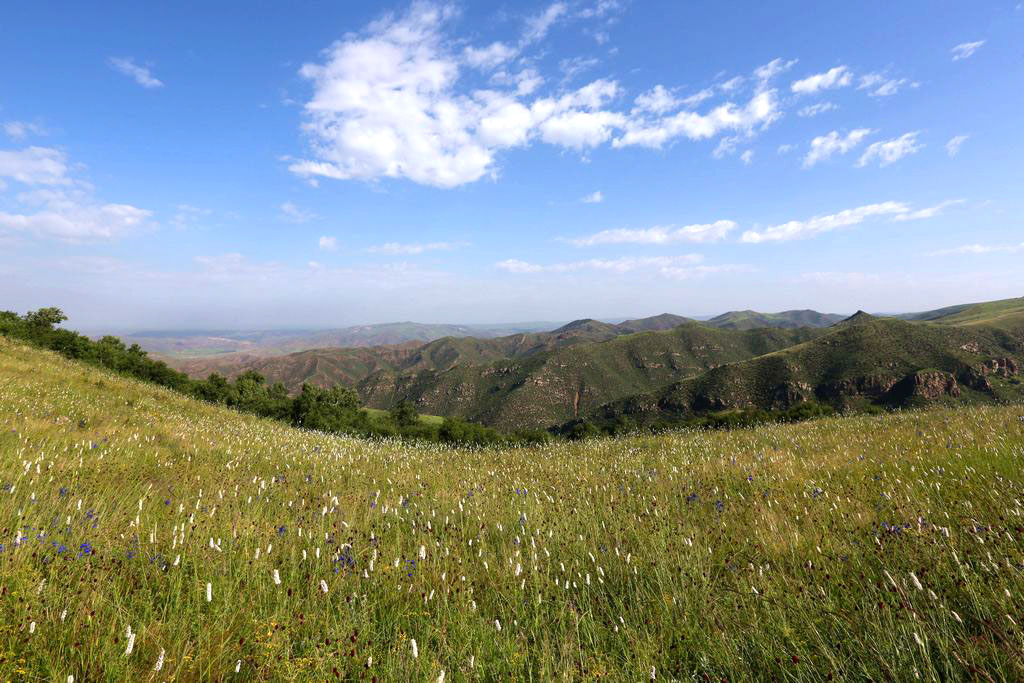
<box><xmin>705</xmin><ymin>309</ymin><xmax>845</xmax><ymax>330</ymax></box>
<box><xmin>588</xmin><ymin>314</ymin><xmax>1024</xmax><ymax>428</ymax></box>
<box><xmin>2</xmin><ymin>335</ymin><xmax>1024</xmax><ymax>679</ymax></box>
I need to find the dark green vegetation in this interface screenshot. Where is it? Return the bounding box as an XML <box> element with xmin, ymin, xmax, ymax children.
<box><xmin>169</xmin><ymin>298</ymin><xmax>1024</xmax><ymax>432</ymax></box>
<box><xmin>0</xmin><ymin>308</ymin><xmax>544</xmax><ymax>447</ymax></box>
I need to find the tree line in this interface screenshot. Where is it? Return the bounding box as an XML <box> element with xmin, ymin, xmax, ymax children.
<box><xmin>0</xmin><ymin>308</ymin><xmax>549</xmax><ymax>447</ymax></box>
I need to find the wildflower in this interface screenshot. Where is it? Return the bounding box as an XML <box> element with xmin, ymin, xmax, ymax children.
<box><xmin>320</xmin><ymin>579</ymin><xmax>329</xmax><ymax>593</ymax></box>
<box><xmin>495</xmin><ymin>618</ymin><xmax>502</xmax><ymax>632</ymax></box>
<box><xmin>273</xmin><ymin>569</ymin><xmax>281</xmax><ymax>585</ymax></box>
<box><xmin>206</xmin><ymin>582</ymin><xmax>212</xmax><ymax>602</ymax></box>
<box><xmin>125</xmin><ymin>626</ymin><xmax>136</xmax><ymax>656</ymax></box>
<box><xmin>410</xmin><ymin>638</ymin><xmax>418</xmax><ymax>658</ymax></box>
<box><xmin>909</xmin><ymin>572</ymin><xmax>923</xmax><ymax>591</ymax></box>
<box><xmin>29</xmin><ymin>621</ymin><xmax>36</xmax><ymax>634</ymax></box>
<box><xmin>235</xmin><ymin>660</ymin><xmax>241</xmax><ymax>673</ymax></box>
<box><xmin>154</xmin><ymin>648</ymin><xmax>165</xmax><ymax>672</ymax></box>
<box><xmin>437</xmin><ymin>671</ymin><xmax>445</xmax><ymax>683</ymax></box>
<box><xmin>419</xmin><ymin>545</ymin><xmax>426</xmax><ymax>560</ymax></box>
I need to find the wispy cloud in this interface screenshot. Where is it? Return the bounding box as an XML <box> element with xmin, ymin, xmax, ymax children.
<box><xmin>802</xmin><ymin>129</ymin><xmax>873</xmax><ymax>167</ymax></box>
<box><xmin>951</xmin><ymin>40</ymin><xmax>985</xmax><ymax>61</ymax></box>
<box><xmin>946</xmin><ymin>134</ymin><xmax>969</xmax><ymax>157</ymax></box>
<box><xmin>279</xmin><ymin>201</ymin><xmax>316</xmax><ymax>223</ymax></box>
<box><xmin>740</xmin><ymin>199</ymin><xmax>957</xmax><ymax>243</ymax></box>
<box><xmin>565</xmin><ymin>220</ymin><xmax>736</xmax><ymax>246</ymax></box>
<box><xmin>580</xmin><ymin>190</ymin><xmax>603</xmax><ymax>204</ymax></box>
<box><xmin>929</xmin><ymin>242</ymin><xmax>1024</xmax><ymax>256</ymax></box>
<box><xmin>3</xmin><ymin>121</ymin><xmax>47</xmax><ymax>140</ymax></box>
<box><xmin>366</xmin><ymin>241</ymin><xmax>461</xmax><ymax>255</ymax></box>
<box><xmin>797</xmin><ymin>102</ymin><xmax>838</xmax><ymax>118</ymax></box>
<box><xmin>108</xmin><ymin>57</ymin><xmax>163</xmax><ymax>88</ymax></box>
<box><xmin>318</xmin><ymin>236</ymin><xmax>337</xmax><ymax>250</ymax></box>
<box><xmin>857</xmin><ymin>131</ymin><xmax>922</xmax><ymax>167</ymax></box>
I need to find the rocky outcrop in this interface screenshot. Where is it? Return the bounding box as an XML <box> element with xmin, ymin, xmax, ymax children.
<box><xmin>772</xmin><ymin>381</ymin><xmax>814</xmax><ymax>409</ymax></box>
<box><xmin>960</xmin><ymin>358</ymin><xmax>1020</xmax><ymax>392</ymax></box>
<box><xmin>888</xmin><ymin>371</ymin><xmax>960</xmax><ymax>401</ymax></box>
<box><xmin>817</xmin><ymin>375</ymin><xmax>899</xmax><ymax>400</ymax></box>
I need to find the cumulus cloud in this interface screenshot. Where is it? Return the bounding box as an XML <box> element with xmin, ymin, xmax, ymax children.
<box><xmin>951</xmin><ymin>40</ymin><xmax>984</xmax><ymax>61</ymax></box>
<box><xmin>802</xmin><ymin>128</ymin><xmax>872</xmax><ymax>167</ymax></box>
<box><xmin>0</xmin><ymin>146</ymin><xmax>71</xmax><ymax>185</ymax></box>
<box><xmin>565</xmin><ymin>220</ymin><xmax>736</xmax><ymax>246</ymax></box>
<box><xmin>633</xmin><ymin>85</ymin><xmax>678</xmax><ymax>114</ymax></box>
<box><xmin>108</xmin><ymin>57</ymin><xmax>164</xmax><ymax>88</ymax></box>
<box><xmin>791</xmin><ymin>66</ymin><xmax>852</xmax><ymax>94</ymax></box>
<box><xmin>366</xmin><ymin>241</ymin><xmax>459</xmax><ymax>254</ymax></box>
<box><xmin>0</xmin><ymin>188</ymin><xmax>152</xmax><ymax>242</ymax></box>
<box><xmin>740</xmin><ymin>150</ymin><xmax>754</xmax><ymax>165</ymax></box>
<box><xmin>318</xmin><ymin>236</ymin><xmax>337</xmax><ymax>250</ymax></box>
<box><xmin>0</xmin><ymin>146</ymin><xmax>152</xmax><ymax>242</ymax></box>
<box><xmin>857</xmin><ymin>132</ymin><xmax>922</xmax><ymax>167</ymax></box>
<box><xmin>740</xmin><ymin>200</ymin><xmax>953</xmax><ymax>243</ymax></box>
<box><xmin>288</xmin><ymin>3</ymin><xmax>788</xmax><ymax>188</ymax></box>
<box><xmin>580</xmin><ymin>190</ymin><xmax>603</xmax><ymax>203</ymax></box>
<box><xmin>463</xmin><ymin>41</ymin><xmax>517</xmax><ymax>69</ymax></box>
<box><xmin>946</xmin><ymin>134</ymin><xmax>969</xmax><ymax>157</ymax></box>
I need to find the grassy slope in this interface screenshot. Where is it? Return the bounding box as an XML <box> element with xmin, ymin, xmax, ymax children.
<box><xmin>593</xmin><ymin>316</ymin><xmax>1024</xmax><ymax>425</ymax></box>
<box><xmin>2</xmin><ymin>338</ymin><xmax>1024</xmax><ymax>680</ymax></box>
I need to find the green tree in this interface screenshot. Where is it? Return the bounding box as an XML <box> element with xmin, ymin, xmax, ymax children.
<box><xmin>389</xmin><ymin>399</ymin><xmax>420</xmax><ymax>427</ymax></box>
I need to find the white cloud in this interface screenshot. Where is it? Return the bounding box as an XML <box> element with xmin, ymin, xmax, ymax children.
<box><xmin>319</xmin><ymin>236</ymin><xmax>337</xmax><ymax>250</ymax></box>
<box><xmin>366</xmin><ymin>241</ymin><xmax>459</xmax><ymax>254</ymax></box>
<box><xmin>857</xmin><ymin>131</ymin><xmax>922</xmax><ymax>167</ymax></box>
<box><xmin>951</xmin><ymin>40</ymin><xmax>985</xmax><ymax>61</ymax></box>
<box><xmin>791</xmin><ymin>66</ymin><xmax>852</xmax><ymax>94</ymax></box>
<box><xmin>802</xmin><ymin>128</ymin><xmax>872</xmax><ymax>167</ymax></box>
<box><xmin>719</xmin><ymin>76</ymin><xmax>745</xmax><ymax>92</ymax></box>
<box><xmin>565</xmin><ymin>220</ymin><xmax>736</xmax><ymax>246</ymax></box>
<box><xmin>613</xmin><ymin>90</ymin><xmax>780</xmax><ymax>149</ymax></box>
<box><xmin>3</xmin><ymin>121</ymin><xmax>47</xmax><ymax>140</ymax></box>
<box><xmin>0</xmin><ymin>188</ymin><xmax>151</xmax><ymax>242</ymax></box>
<box><xmin>497</xmin><ymin>254</ymin><xmax>703</xmax><ymax>274</ymax></box>
<box><xmin>0</xmin><ymin>146</ymin><xmax>71</xmax><ymax>185</ymax></box>
<box><xmin>890</xmin><ymin>199</ymin><xmax>964</xmax><ymax>221</ymax></box>
<box><xmin>286</xmin><ymin>4</ymin><xmax>805</xmax><ymax>187</ymax></box>
<box><xmin>463</xmin><ymin>41</ymin><xmax>517</xmax><ymax>69</ymax></box>
<box><xmin>580</xmin><ymin>190</ymin><xmax>603</xmax><ymax>203</ymax></box>
<box><xmin>946</xmin><ymin>134</ymin><xmax>969</xmax><ymax>157</ymax></box>
<box><xmin>279</xmin><ymin>201</ymin><xmax>317</xmax><ymax>223</ymax></box>
<box><xmin>929</xmin><ymin>242</ymin><xmax>1024</xmax><ymax>256</ymax></box>
<box><xmin>108</xmin><ymin>57</ymin><xmax>164</xmax><ymax>88</ymax></box>
<box><xmin>523</xmin><ymin>2</ymin><xmax>568</xmax><ymax>43</ymax></box>
<box><xmin>797</xmin><ymin>102</ymin><xmax>837</xmax><ymax>117</ymax></box>
<box><xmin>753</xmin><ymin>58</ymin><xmax>797</xmax><ymax>87</ymax></box>
<box><xmin>680</xmin><ymin>88</ymin><xmax>714</xmax><ymax>108</ymax></box>
<box><xmin>559</xmin><ymin>56</ymin><xmax>599</xmax><ymax>82</ymax></box>
<box><xmin>858</xmin><ymin>74</ymin><xmax>915</xmax><ymax>97</ymax></box>
<box><xmin>633</xmin><ymin>85</ymin><xmax>678</xmax><ymax>115</ymax></box>
<box><xmin>741</xmin><ymin>201</ymin><xmax>912</xmax><ymax>243</ymax></box>
<box><xmin>777</xmin><ymin>143</ymin><xmax>795</xmax><ymax>154</ymax></box>
<box><xmin>740</xmin><ymin>149</ymin><xmax>754</xmax><ymax>165</ymax></box>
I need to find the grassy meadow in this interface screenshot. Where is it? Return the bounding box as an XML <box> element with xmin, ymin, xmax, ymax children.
<box><xmin>1</xmin><ymin>336</ymin><xmax>1023</xmax><ymax>680</ymax></box>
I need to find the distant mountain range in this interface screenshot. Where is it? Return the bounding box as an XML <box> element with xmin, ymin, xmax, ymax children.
<box><xmin>160</xmin><ymin>299</ymin><xmax>1024</xmax><ymax>431</ymax></box>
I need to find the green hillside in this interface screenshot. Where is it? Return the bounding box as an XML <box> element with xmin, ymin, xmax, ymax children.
<box><xmin>2</xmin><ymin>337</ymin><xmax>1024</xmax><ymax>679</ymax></box>
<box><xmin>357</xmin><ymin>323</ymin><xmax>827</xmax><ymax>429</ymax></box>
<box><xmin>589</xmin><ymin>315</ymin><xmax>1024</xmax><ymax>427</ymax></box>
<box><xmin>706</xmin><ymin>309</ymin><xmax>845</xmax><ymax>330</ymax></box>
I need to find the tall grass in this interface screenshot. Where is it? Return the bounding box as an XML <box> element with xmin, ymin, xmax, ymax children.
<box><xmin>1</xmin><ymin>337</ymin><xmax>1023</xmax><ymax>680</ymax></box>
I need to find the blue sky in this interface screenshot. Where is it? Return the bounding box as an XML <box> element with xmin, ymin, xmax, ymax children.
<box><xmin>1</xmin><ymin>1</ymin><xmax>1022</xmax><ymax>330</ymax></box>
